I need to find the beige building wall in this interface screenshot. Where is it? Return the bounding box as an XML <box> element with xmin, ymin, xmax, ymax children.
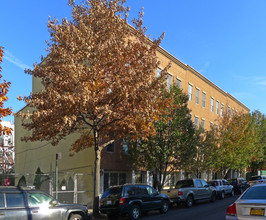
<box><xmin>156</xmin><ymin>47</ymin><xmax>249</xmax><ymax>128</ymax></box>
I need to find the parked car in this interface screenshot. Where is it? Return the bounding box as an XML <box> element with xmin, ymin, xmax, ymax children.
<box><xmin>226</xmin><ymin>183</ymin><xmax>266</xmax><ymax>219</ymax></box>
<box><xmin>161</xmin><ymin>179</ymin><xmax>216</xmax><ymax>208</ymax></box>
<box><xmin>248</xmin><ymin>175</ymin><xmax>266</xmax><ymax>186</ymax></box>
<box><xmin>0</xmin><ymin>186</ymin><xmax>90</xmax><ymax>220</ymax></box>
<box><xmin>99</xmin><ymin>184</ymin><xmax>170</xmax><ymax>220</ymax></box>
<box><xmin>208</xmin><ymin>179</ymin><xmax>234</xmax><ymax>199</ymax></box>
<box><xmin>228</xmin><ymin>177</ymin><xmax>250</xmax><ymax>194</ymax></box>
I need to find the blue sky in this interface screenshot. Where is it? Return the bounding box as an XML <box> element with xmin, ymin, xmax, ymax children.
<box><xmin>1</xmin><ymin>0</ymin><xmax>266</xmax><ymax>122</ymax></box>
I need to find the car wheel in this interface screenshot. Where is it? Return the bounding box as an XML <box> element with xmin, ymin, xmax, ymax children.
<box><xmin>210</xmin><ymin>192</ymin><xmax>216</xmax><ymax>202</ymax></box>
<box><xmin>69</xmin><ymin>214</ymin><xmax>84</xmax><ymax>220</ymax></box>
<box><xmin>220</xmin><ymin>191</ymin><xmax>225</xmax><ymax>199</ymax></box>
<box><xmin>231</xmin><ymin>189</ymin><xmax>234</xmax><ymax>197</ymax></box>
<box><xmin>129</xmin><ymin>205</ymin><xmax>140</xmax><ymax>220</ymax></box>
<box><xmin>186</xmin><ymin>195</ymin><xmax>194</xmax><ymax>208</ymax></box>
<box><xmin>160</xmin><ymin>200</ymin><xmax>169</xmax><ymax>214</ymax></box>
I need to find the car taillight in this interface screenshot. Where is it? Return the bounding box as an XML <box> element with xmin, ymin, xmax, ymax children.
<box><xmin>119</xmin><ymin>197</ymin><xmax>125</xmax><ymax>205</ymax></box>
<box><xmin>178</xmin><ymin>191</ymin><xmax>183</xmax><ymax>196</ymax></box>
<box><xmin>226</xmin><ymin>203</ymin><xmax>236</xmax><ymax>216</ymax></box>
<box><xmin>258</xmin><ymin>180</ymin><xmax>263</xmax><ymax>183</ymax></box>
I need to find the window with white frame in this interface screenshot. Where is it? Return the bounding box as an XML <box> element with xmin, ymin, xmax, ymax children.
<box><xmin>202</xmin><ymin>92</ymin><xmax>206</xmax><ymax>108</ymax></box>
<box><xmin>231</xmin><ymin>108</ymin><xmax>234</xmax><ymax>118</ymax></box>
<box><xmin>201</xmin><ymin>119</ymin><xmax>205</xmax><ymax>129</ymax></box>
<box><xmin>156</xmin><ymin>68</ymin><xmax>161</xmax><ymax>78</ymax></box>
<box><xmin>188</xmin><ymin>84</ymin><xmax>193</xmax><ymax>101</ymax></box>
<box><xmin>167</xmin><ymin>74</ymin><xmax>172</xmax><ymax>90</ymax></box>
<box><xmin>176</xmin><ymin>78</ymin><xmax>181</xmax><ymax>88</ymax></box>
<box><xmin>194</xmin><ymin>116</ymin><xmax>199</xmax><ymax>130</ymax></box>
<box><xmin>227</xmin><ymin>106</ymin><xmax>230</xmax><ymax>116</ymax></box>
<box><xmin>210</xmin><ymin>98</ymin><xmax>214</xmax><ymax>112</ymax></box>
<box><xmin>195</xmin><ymin>88</ymin><xmax>200</xmax><ymax>104</ymax></box>
<box><xmin>220</xmin><ymin>104</ymin><xmax>224</xmax><ymax>117</ymax></box>
<box><xmin>216</xmin><ymin>101</ymin><xmax>219</xmax><ymax>115</ymax></box>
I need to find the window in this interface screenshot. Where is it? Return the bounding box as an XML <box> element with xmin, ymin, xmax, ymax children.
<box><xmin>227</xmin><ymin>106</ymin><xmax>230</xmax><ymax>116</ymax></box>
<box><xmin>231</xmin><ymin>108</ymin><xmax>234</xmax><ymax>118</ymax></box>
<box><xmin>6</xmin><ymin>193</ymin><xmax>25</xmax><ymax>208</ymax></box>
<box><xmin>0</xmin><ymin>193</ymin><xmax>4</xmax><ymax>208</ymax></box>
<box><xmin>195</xmin><ymin>88</ymin><xmax>200</xmax><ymax>104</ymax></box>
<box><xmin>167</xmin><ymin>74</ymin><xmax>172</xmax><ymax>90</ymax></box>
<box><xmin>216</xmin><ymin>101</ymin><xmax>219</xmax><ymax>115</ymax></box>
<box><xmin>188</xmin><ymin>84</ymin><xmax>193</xmax><ymax>101</ymax></box>
<box><xmin>122</xmin><ymin>139</ymin><xmax>129</xmax><ymax>154</ymax></box>
<box><xmin>195</xmin><ymin>179</ymin><xmax>203</xmax><ymax>188</ymax></box>
<box><xmin>210</xmin><ymin>98</ymin><xmax>214</xmax><ymax>112</ymax></box>
<box><xmin>194</xmin><ymin>116</ymin><xmax>199</xmax><ymax>130</ymax></box>
<box><xmin>156</xmin><ymin>68</ymin><xmax>161</xmax><ymax>78</ymax></box>
<box><xmin>201</xmin><ymin>119</ymin><xmax>205</xmax><ymax>129</ymax></box>
<box><xmin>220</xmin><ymin>104</ymin><xmax>224</xmax><ymax>117</ymax></box>
<box><xmin>28</xmin><ymin>193</ymin><xmax>53</xmax><ymax>207</ymax></box>
<box><xmin>202</xmin><ymin>92</ymin><xmax>206</xmax><ymax>107</ymax></box>
<box><xmin>176</xmin><ymin>78</ymin><xmax>181</xmax><ymax>88</ymax></box>
<box><xmin>106</xmin><ymin>142</ymin><xmax>115</xmax><ymax>153</ymax></box>
<box><xmin>110</xmin><ymin>173</ymin><xmax>118</xmax><ymax>186</ymax></box>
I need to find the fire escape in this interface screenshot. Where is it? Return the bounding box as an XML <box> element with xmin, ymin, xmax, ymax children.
<box><xmin>0</xmin><ymin>135</ymin><xmax>14</xmax><ymax>174</ymax></box>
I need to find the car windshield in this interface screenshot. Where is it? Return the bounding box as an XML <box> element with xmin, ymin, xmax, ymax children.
<box><xmin>175</xmin><ymin>180</ymin><xmax>194</xmax><ymax>188</ymax></box>
<box><xmin>241</xmin><ymin>186</ymin><xmax>266</xmax><ymax>200</ymax></box>
<box><xmin>101</xmin><ymin>186</ymin><xmax>122</xmax><ymax>199</ymax></box>
<box><xmin>250</xmin><ymin>176</ymin><xmax>262</xmax><ymax>181</ymax></box>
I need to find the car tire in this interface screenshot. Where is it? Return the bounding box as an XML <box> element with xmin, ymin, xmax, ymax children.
<box><xmin>69</xmin><ymin>214</ymin><xmax>84</xmax><ymax>220</ymax></box>
<box><xmin>160</xmin><ymin>200</ymin><xmax>169</xmax><ymax>214</ymax></box>
<box><xmin>129</xmin><ymin>205</ymin><xmax>140</xmax><ymax>220</ymax></box>
<box><xmin>220</xmin><ymin>191</ymin><xmax>225</xmax><ymax>199</ymax></box>
<box><xmin>231</xmin><ymin>189</ymin><xmax>234</xmax><ymax>197</ymax></box>
<box><xmin>186</xmin><ymin>195</ymin><xmax>194</xmax><ymax>208</ymax></box>
<box><xmin>210</xmin><ymin>192</ymin><xmax>216</xmax><ymax>202</ymax></box>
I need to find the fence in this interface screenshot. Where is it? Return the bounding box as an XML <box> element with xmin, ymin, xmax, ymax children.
<box><xmin>0</xmin><ymin>171</ymin><xmax>94</xmax><ymax>206</ymax></box>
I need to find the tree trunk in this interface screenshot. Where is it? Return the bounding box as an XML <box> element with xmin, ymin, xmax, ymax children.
<box><xmin>93</xmin><ymin>130</ymin><xmax>101</xmax><ymax>216</ymax></box>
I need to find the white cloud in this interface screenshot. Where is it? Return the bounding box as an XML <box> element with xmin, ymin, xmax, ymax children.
<box><xmin>3</xmin><ymin>50</ymin><xmax>31</xmax><ymax>70</ymax></box>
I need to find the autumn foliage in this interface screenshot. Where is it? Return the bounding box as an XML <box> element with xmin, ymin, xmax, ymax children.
<box><xmin>18</xmin><ymin>0</ymin><xmax>169</xmax><ymax>205</ymax></box>
<box><xmin>0</xmin><ymin>47</ymin><xmax>12</xmax><ymax>135</ymax></box>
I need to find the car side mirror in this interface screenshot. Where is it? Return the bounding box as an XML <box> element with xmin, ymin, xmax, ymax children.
<box><xmin>205</xmin><ymin>184</ymin><xmax>209</xmax><ymax>188</ymax></box>
<box><xmin>49</xmin><ymin>199</ymin><xmax>59</xmax><ymax>207</ymax></box>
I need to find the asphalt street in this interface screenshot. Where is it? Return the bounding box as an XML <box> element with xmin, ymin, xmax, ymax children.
<box><xmin>141</xmin><ymin>195</ymin><xmax>238</xmax><ymax>220</ymax></box>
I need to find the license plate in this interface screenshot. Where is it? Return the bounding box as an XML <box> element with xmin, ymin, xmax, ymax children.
<box><xmin>106</xmin><ymin>200</ymin><xmax>112</xmax><ymax>205</ymax></box>
<box><xmin>250</xmin><ymin>208</ymin><xmax>265</xmax><ymax>216</ymax></box>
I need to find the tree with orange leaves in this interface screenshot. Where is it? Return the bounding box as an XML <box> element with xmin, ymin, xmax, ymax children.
<box><xmin>18</xmin><ymin>0</ymin><xmax>169</xmax><ymax>213</ymax></box>
<box><xmin>0</xmin><ymin>47</ymin><xmax>12</xmax><ymax>135</ymax></box>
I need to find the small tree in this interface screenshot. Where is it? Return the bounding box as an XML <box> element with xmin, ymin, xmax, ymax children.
<box><xmin>126</xmin><ymin>86</ymin><xmax>197</xmax><ymax>191</ymax></box>
<box><xmin>18</xmin><ymin>0</ymin><xmax>169</xmax><ymax>213</ymax></box>
<box><xmin>0</xmin><ymin>47</ymin><xmax>12</xmax><ymax>135</ymax></box>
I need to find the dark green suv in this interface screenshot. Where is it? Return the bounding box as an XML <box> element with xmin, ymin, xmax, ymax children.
<box><xmin>99</xmin><ymin>184</ymin><xmax>170</xmax><ymax>220</ymax></box>
<box><xmin>0</xmin><ymin>186</ymin><xmax>90</xmax><ymax>220</ymax></box>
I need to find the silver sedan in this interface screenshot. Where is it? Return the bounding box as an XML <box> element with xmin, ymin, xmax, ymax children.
<box><xmin>226</xmin><ymin>183</ymin><xmax>266</xmax><ymax>219</ymax></box>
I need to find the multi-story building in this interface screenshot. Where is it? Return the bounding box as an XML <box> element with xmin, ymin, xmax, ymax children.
<box><xmin>15</xmin><ymin>41</ymin><xmax>249</xmax><ymax>206</ymax></box>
